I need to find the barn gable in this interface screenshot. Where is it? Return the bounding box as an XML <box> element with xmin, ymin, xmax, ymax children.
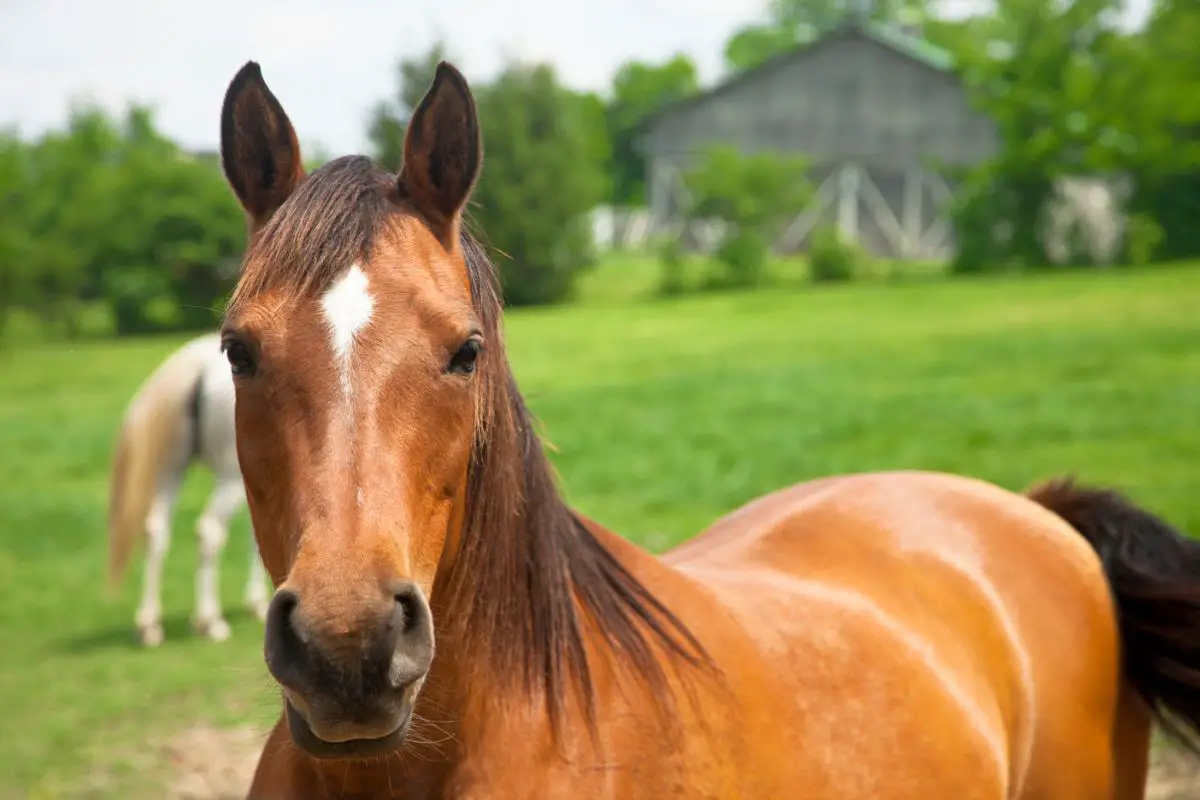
<box><xmin>636</xmin><ymin>20</ymin><xmax>1000</xmax><ymax>260</ymax></box>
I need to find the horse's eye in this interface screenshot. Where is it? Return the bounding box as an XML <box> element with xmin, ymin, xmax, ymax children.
<box><xmin>223</xmin><ymin>340</ymin><xmax>256</xmax><ymax>378</ymax></box>
<box><xmin>448</xmin><ymin>338</ymin><xmax>483</xmax><ymax>376</ymax></box>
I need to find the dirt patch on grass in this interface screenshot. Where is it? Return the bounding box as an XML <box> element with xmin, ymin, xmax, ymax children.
<box><xmin>1149</xmin><ymin>742</ymin><xmax>1200</xmax><ymax>800</ymax></box>
<box><xmin>162</xmin><ymin>725</ymin><xmax>265</xmax><ymax>800</ymax></box>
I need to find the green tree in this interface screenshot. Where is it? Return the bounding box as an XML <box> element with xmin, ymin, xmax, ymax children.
<box><xmin>946</xmin><ymin>0</ymin><xmax>1128</xmax><ymax>271</ymax></box>
<box><xmin>573</xmin><ymin>90</ymin><xmax>614</xmax><ymax>205</ymax></box>
<box><xmin>84</xmin><ymin>107</ymin><xmax>245</xmax><ymax>333</ymax></box>
<box><xmin>0</xmin><ymin>103</ymin><xmax>246</xmax><ymax>337</ymax></box>
<box><xmin>14</xmin><ymin>104</ymin><xmax>123</xmax><ymax>334</ymax></box>
<box><xmin>470</xmin><ymin>62</ymin><xmax>609</xmax><ymax>305</ymax></box>
<box><xmin>1117</xmin><ymin>0</ymin><xmax>1200</xmax><ymax>260</ymax></box>
<box><xmin>606</xmin><ymin>55</ymin><xmax>699</xmax><ymax>205</ymax></box>
<box><xmin>0</xmin><ymin>131</ymin><xmax>34</xmax><ymax>332</ymax></box>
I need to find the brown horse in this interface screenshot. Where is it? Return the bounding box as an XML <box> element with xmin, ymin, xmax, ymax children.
<box><xmin>217</xmin><ymin>60</ymin><xmax>1200</xmax><ymax>799</ymax></box>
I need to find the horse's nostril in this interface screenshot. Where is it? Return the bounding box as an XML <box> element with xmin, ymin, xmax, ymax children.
<box><xmin>384</xmin><ymin>581</ymin><xmax>435</xmax><ymax>689</ymax></box>
<box><xmin>266</xmin><ymin>589</ymin><xmax>298</xmax><ymax>638</ymax></box>
<box><xmin>264</xmin><ymin>588</ymin><xmax>308</xmax><ymax>690</ymax></box>
<box><xmin>270</xmin><ymin>588</ymin><xmax>298</xmax><ymax>620</ymax></box>
<box><xmin>394</xmin><ymin>586</ymin><xmax>420</xmax><ymax>635</ymax></box>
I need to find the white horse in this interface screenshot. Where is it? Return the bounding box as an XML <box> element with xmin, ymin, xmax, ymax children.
<box><xmin>107</xmin><ymin>332</ymin><xmax>270</xmax><ymax>647</ymax></box>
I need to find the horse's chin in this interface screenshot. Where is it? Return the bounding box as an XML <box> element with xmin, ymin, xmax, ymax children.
<box><xmin>285</xmin><ymin>699</ymin><xmax>412</xmax><ymax>761</ymax></box>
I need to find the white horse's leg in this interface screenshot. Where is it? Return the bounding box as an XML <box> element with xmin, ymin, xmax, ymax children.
<box><xmin>245</xmin><ymin>531</ymin><xmax>270</xmax><ymax>622</ymax></box>
<box><xmin>191</xmin><ymin>475</ymin><xmax>244</xmax><ymax>642</ymax></box>
<box><xmin>136</xmin><ymin>481</ymin><xmax>180</xmax><ymax>647</ymax></box>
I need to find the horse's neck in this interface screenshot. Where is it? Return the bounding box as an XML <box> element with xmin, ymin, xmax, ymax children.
<box><xmin>435</xmin><ymin>523</ymin><xmax>692</xmax><ymax>783</ymax></box>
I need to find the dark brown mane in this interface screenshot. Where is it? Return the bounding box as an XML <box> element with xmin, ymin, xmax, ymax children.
<box><xmin>446</xmin><ymin>233</ymin><xmax>711</xmax><ymax>737</ymax></box>
<box><xmin>225</xmin><ymin>155</ymin><xmax>711</xmax><ymax>738</ymax></box>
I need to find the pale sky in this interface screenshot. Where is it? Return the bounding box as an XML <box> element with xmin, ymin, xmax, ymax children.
<box><xmin>0</xmin><ymin>0</ymin><xmax>1150</xmax><ymax>158</ymax></box>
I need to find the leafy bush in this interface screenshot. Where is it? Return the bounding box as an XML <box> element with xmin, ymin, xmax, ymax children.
<box><xmin>713</xmin><ymin>230</ymin><xmax>770</xmax><ymax>288</ymax></box>
<box><xmin>807</xmin><ymin>226</ymin><xmax>864</xmax><ymax>283</ymax></box>
<box><xmin>656</xmin><ymin>235</ymin><xmax>688</xmax><ymax>296</ymax></box>
<box><xmin>1123</xmin><ymin>212</ymin><xmax>1165</xmax><ymax>267</ymax></box>
<box><xmin>681</xmin><ymin>145</ymin><xmax>811</xmax><ymax>289</ymax></box>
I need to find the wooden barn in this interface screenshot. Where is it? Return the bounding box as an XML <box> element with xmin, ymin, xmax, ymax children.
<box><xmin>635</xmin><ymin>20</ymin><xmax>999</xmax><ymax>260</ymax></box>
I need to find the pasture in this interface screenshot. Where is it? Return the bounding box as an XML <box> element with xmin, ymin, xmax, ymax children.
<box><xmin>2</xmin><ymin>258</ymin><xmax>1199</xmax><ymax>797</ymax></box>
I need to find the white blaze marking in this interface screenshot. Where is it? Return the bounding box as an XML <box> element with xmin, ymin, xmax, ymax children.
<box><xmin>320</xmin><ymin>265</ymin><xmax>374</xmax><ymax>397</ymax></box>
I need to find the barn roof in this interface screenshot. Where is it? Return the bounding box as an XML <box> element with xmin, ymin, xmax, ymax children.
<box><xmin>637</xmin><ymin>19</ymin><xmax>956</xmax><ymax>136</ymax></box>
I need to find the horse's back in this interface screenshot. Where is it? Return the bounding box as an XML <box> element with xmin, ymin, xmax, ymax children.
<box><xmin>124</xmin><ymin>332</ymin><xmax>219</xmax><ymax>419</ymax></box>
<box><xmin>662</xmin><ymin>471</ymin><xmax>1123</xmax><ymax>798</ymax></box>
<box><xmin>195</xmin><ymin>336</ymin><xmax>238</xmax><ymax>473</ymax></box>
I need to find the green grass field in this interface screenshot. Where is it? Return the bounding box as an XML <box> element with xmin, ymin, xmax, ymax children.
<box><xmin>2</xmin><ymin>259</ymin><xmax>1199</xmax><ymax>797</ymax></box>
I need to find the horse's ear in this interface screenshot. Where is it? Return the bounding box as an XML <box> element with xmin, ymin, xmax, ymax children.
<box><xmin>397</xmin><ymin>62</ymin><xmax>482</xmax><ymax>246</ymax></box>
<box><xmin>220</xmin><ymin>61</ymin><xmax>305</xmax><ymax>231</ymax></box>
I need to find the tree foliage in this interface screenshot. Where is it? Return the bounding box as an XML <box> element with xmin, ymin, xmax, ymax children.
<box><xmin>1119</xmin><ymin>0</ymin><xmax>1200</xmax><ymax>261</ymax></box>
<box><xmin>0</xmin><ymin>104</ymin><xmax>245</xmax><ymax>336</ymax></box>
<box><xmin>469</xmin><ymin>62</ymin><xmax>609</xmax><ymax>306</ymax></box>
<box><xmin>606</xmin><ymin>55</ymin><xmax>699</xmax><ymax>205</ymax></box>
<box><xmin>946</xmin><ymin>0</ymin><xmax>1200</xmax><ymax>270</ymax></box>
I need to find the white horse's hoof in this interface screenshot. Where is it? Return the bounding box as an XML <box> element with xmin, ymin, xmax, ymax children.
<box><xmin>139</xmin><ymin>624</ymin><xmax>164</xmax><ymax>648</ymax></box>
<box><xmin>207</xmin><ymin>619</ymin><xmax>232</xmax><ymax>642</ymax></box>
<box><xmin>193</xmin><ymin>616</ymin><xmax>232</xmax><ymax>642</ymax></box>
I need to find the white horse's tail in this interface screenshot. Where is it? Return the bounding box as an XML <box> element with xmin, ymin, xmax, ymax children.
<box><xmin>107</xmin><ymin>335</ymin><xmax>218</xmax><ymax>588</ymax></box>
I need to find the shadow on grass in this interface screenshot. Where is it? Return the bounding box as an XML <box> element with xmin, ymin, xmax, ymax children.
<box><xmin>49</xmin><ymin>607</ymin><xmax>259</xmax><ymax>655</ymax></box>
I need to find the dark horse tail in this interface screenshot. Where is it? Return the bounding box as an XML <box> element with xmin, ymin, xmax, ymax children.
<box><xmin>1028</xmin><ymin>478</ymin><xmax>1200</xmax><ymax>752</ymax></box>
